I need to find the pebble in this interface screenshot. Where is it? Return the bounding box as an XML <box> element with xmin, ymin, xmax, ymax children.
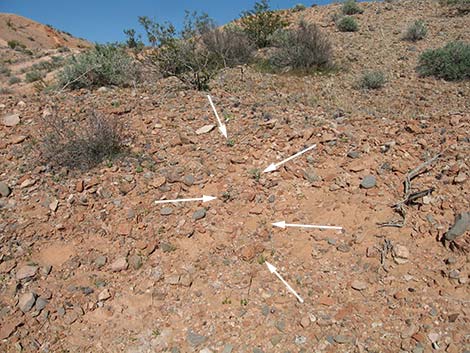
<box><xmin>294</xmin><ymin>336</ymin><xmax>307</xmax><ymax>345</ymax></box>
<box><xmin>196</xmin><ymin>124</ymin><xmax>215</xmax><ymax>134</ymax></box>
<box><xmin>35</xmin><ymin>297</ymin><xmax>48</xmax><ymax>311</ymax></box>
<box><xmin>2</xmin><ymin>113</ymin><xmax>20</xmax><ymax>127</ymax></box>
<box><xmin>128</xmin><ymin>254</ymin><xmax>142</xmax><ymax>270</ymax></box>
<box><xmin>16</xmin><ymin>265</ymin><xmax>38</xmax><ymax>280</ymax></box>
<box><xmin>94</xmin><ymin>255</ymin><xmax>107</xmax><ymax>268</ymax></box>
<box><xmin>0</xmin><ymin>182</ymin><xmax>11</xmax><ymax>197</ymax></box>
<box><xmin>110</xmin><ymin>257</ymin><xmax>128</xmax><ymax>272</ymax></box>
<box><xmin>351</xmin><ymin>280</ymin><xmax>368</xmax><ymax>291</ymax></box>
<box><xmin>98</xmin><ymin>289</ymin><xmax>111</xmax><ymax>301</ymax></box>
<box><xmin>183</xmin><ymin>175</ymin><xmax>195</xmax><ymax>186</ymax></box>
<box><xmin>222</xmin><ymin>344</ymin><xmax>233</xmax><ymax>353</ymax></box>
<box><xmin>444</xmin><ymin>212</ymin><xmax>470</xmax><ymax>242</ymax></box>
<box><xmin>360</xmin><ymin>175</ymin><xmax>376</xmax><ymax>189</ymax></box>
<box><xmin>18</xmin><ymin>292</ymin><xmax>36</xmax><ymax>313</ymax></box>
<box><xmin>393</xmin><ymin>245</ymin><xmax>410</xmax><ymax>264</ymax></box>
<box><xmin>160</xmin><ymin>207</ymin><xmax>173</xmax><ymax>216</ymax></box>
<box><xmin>193</xmin><ymin>208</ymin><xmax>206</xmax><ymax>220</ymax></box>
<box><xmin>347</xmin><ymin>151</ymin><xmax>360</xmax><ymax>159</ymax></box>
<box><xmin>199</xmin><ymin>349</ymin><xmax>213</xmax><ymax>353</ymax></box>
<box><xmin>300</xmin><ymin>316</ymin><xmax>310</xmax><ymax>328</ymax></box>
<box><xmin>334</xmin><ymin>335</ymin><xmax>352</xmax><ymax>344</ymax></box>
<box><xmin>187</xmin><ymin>330</ymin><xmax>207</xmax><ymax>346</ymax></box>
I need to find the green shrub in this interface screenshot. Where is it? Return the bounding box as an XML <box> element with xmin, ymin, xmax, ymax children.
<box><xmin>403</xmin><ymin>20</ymin><xmax>427</xmax><ymax>41</ymax></box>
<box><xmin>39</xmin><ymin>111</ymin><xmax>124</xmax><ymax>170</ymax></box>
<box><xmin>358</xmin><ymin>70</ymin><xmax>386</xmax><ymax>89</ymax></box>
<box><xmin>342</xmin><ymin>0</ymin><xmax>363</xmax><ymax>15</ymax></box>
<box><xmin>0</xmin><ymin>66</ymin><xmax>11</xmax><ymax>76</ymax></box>
<box><xmin>25</xmin><ymin>70</ymin><xmax>43</xmax><ymax>83</ymax></box>
<box><xmin>417</xmin><ymin>41</ymin><xmax>470</xmax><ymax>81</ymax></box>
<box><xmin>293</xmin><ymin>4</ymin><xmax>307</xmax><ymax>12</ymax></box>
<box><xmin>439</xmin><ymin>0</ymin><xmax>470</xmax><ymax>4</ymax></box>
<box><xmin>7</xmin><ymin>40</ymin><xmax>24</xmax><ymax>50</ymax></box>
<box><xmin>337</xmin><ymin>16</ymin><xmax>359</xmax><ymax>32</ymax></box>
<box><xmin>9</xmin><ymin>76</ymin><xmax>21</xmax><ymax>85</ymax></box>
<box><xmin>269</xmin><ymin>21</ymin><xmax>333</xmax><ymax>72</ymax></box>
<box><xmin>240</xmin><ymin>0</ymin><xmax>288</xmax><ymax>48</ymax></box>
<box><xmin>57</xmin><ymin>44</ymin><xmax>136</xmax><ymax>89</ymax></box>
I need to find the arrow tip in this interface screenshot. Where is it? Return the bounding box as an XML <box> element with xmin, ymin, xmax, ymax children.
<box><xmin>272</xmin><ymin>221</ymin><xmax>286</xmax><ymax>229</ymax></box>
<box><xmin>265</xmin><ymin>261</ymin><xmax>276</xmax><ymax>273</ymax></box>
<box><xmin>202</xmin><ymin>195</ymin><xmax>217</xmax><ymax>202</ymax></box>
<box><xmin>263</xmin><ymin>163</ymin><xmax>277</xmax><ymax>173</ymax></box>
<box><xmin>219</xmin><ymin>124</ymin><xmax>228</xmax><ymax>139</ymax></box>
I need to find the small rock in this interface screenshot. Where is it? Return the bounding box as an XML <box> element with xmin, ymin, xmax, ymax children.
<box><xmin>165</xmin><ymin>274</ymin><xmax>180</xmax><ymax>285</ymax></box>
<box><xmin>49</xmin><ymin>199</ymin><xmax>59</xmax><ymax>212</ymax></box>
<box><xmin>64</xmin><ymin>312</ymin><xmax>78</xmax><ymax>325</ymax></box>
<box><xmin>0</xmin><ymin>259</ymin><xmax>16</xmax><ymax>273</ymax></box>
<box><xmin>351</xmin><ymin>280</ymin><xmax>368</xmax><ymax>291</ymax></box>
<box><xmin>360</xmin><ymin>175</ymin><xmax>376</xmax><ymax>189</ymax></box>
<box><xmin>222</xmin><ymin>344</ymin><xmax>233</xmax><ymax>353</ymax></box>
<box><xmin>35</xmin><ymin>297</ymin><xmax>48</xmax><ymax>311</ymax></box>
<box><xmin>294</xmin><ymin>336</ymin><xmax>307</xmax><ymax>345</ymax></box>
<box><xmin>199</xmin><ymin>349</ymin><xmax>213</xmax><ymax>353</ymax></box>
<box><xmin>18</xmin><ymin>292</ymin><xmax>36</xmax><ymax>313</ymax></box>
<box><xmin>448</xmin><ymin>269</ymin><xmax>460</xmax><ymax>279</ymax></box>
<box><xmin>128</xmin><ymin>254</ymin><xmax>142</xmax><ymax>270</ymax></box>
<box><xmin>116</xmin><ymin>222</ymin><xmax>132</xmax><ymax>236</ymax></box>
<box><xmin>98</xmin><ymin>289</ymin><xmax>111</xmax><ymax>301</ymax></box>
<box><xmin>153</xmin><ymin>176</ymin><xmax>166</xmax><ymax>188</ymax></box>
<box><xmin>160</xmin><ymin>207</ymin><xmax>173</xmax><ymax>216</ymax></box>
<box><xmin>334</xmin><ymin>335</ymin><xmax>352</xmax><ymax>344</ymax></box>
<box><xmin>94</xmin><ymin>255</ymin><xmax>107</xmax><ymax>268</ymax></box>
<box><xmin>337</xmin><ymin>244</ymin><xmax>351</xmax><ymax>253</ymax></box>
<box><xmin>454</xmin><ymin>172</ymin><xmax>467</xmax><ymax>184</ymax></box>
<box><xmin>193</xmin><ymin>208</ymin><xmax>206</xmax><ymax>220</ymax></box>
<box><xmin>2</xmin><ymin>113</ymin><xmax>20</xmax><ymax>127</ymax></box>
<box><xmin>300</xmin><ymin>316</ymin><xmax>310</xmax><ymax>328</ymax></box>
<box><xmin>110</xmin><ymin>257</ymin><xmax>128</xmax><ymax>272</ymax></box>
<box><xmin>76</xmin><ymin>180</ymin><xmax>84</xmax><ymax>192</ymax></box>
<box><xmin>19</xmin><ymin>178</ymin><xmax>36</xmax><ymax>188</ymax></box>
<box><xmin>42</xmin><ymin>265</ymin><xmax>52</xmax><ymax>276</ymax></box>
<box><xmin>183</xmin><ymin>175</ymin><xmax>195</xmax><ymax>186</ymax></box>
<box><xmin>427</xmin><ymin>332</ymin><xmax>439</xmax><ymax>343</ymax></box>
<box><xmin>161</xmin><ymin>242</ymin><xmax>176</xmax><ymax>253</ymax></box>
<box><xmin>347</xmin><ymin>151</ymin><xmax>360</xmax><ymax>159</ymax></box>
<box><xmin>187</xmin><ymin>330</ymin><xmax>207</xmax><ymax>346</ymax></box>
<box><xmin>0</xmin><ymin>182</ymin><xmax>11</xmax><ymax>197</ymax></box>
<box><xmin>393</xmin><ymin>244</ymin><xmax>410</xmax><ymax>264</ymax></box>
<box><xmin>16</xmin><ymin>265</ymin><xmax>38</xmax><ymax>280</ymax></box>
<box><xmin>444</xmin><ymin>212</ymin><xmax>470</xmax><ymax>242</ymax></box>
<box><xmin>196</xmin><ymin>124</ymin><xmax>215</xmax><ymax>135</ymax></box>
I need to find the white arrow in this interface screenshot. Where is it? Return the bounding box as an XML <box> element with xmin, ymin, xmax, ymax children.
<box><xmin>272</xmin><ymin>221</ymin><xmax>343</xmax><ymax>231</ymax></box>
<box><xmin>266</xmin><ymin>262</ymin><xmax>304</xmax><ymax>303</ymax></box>
<box><xmin>263</xmin><ymin>143</ymin><xmax>317</xmax><ymax>173</ymax></box>
<box><xmin>207</xmin><ymin>95</ymin><xmax>227</xmax><ymax>139</ymax></box>
<box><xmin>155</xmin><ymin>195</ymin><xmax>217</xmax><ymax>204</ymax></box>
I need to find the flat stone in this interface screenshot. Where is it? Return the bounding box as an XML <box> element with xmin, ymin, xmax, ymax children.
<box><xmin>19</xmin><ymin>178</ymin><xmax>36</xmax><ymax>188</ymax></box>
<box><xmin>0</xmin><ymin>259</ymin><xmax>16</xmax><ymax>273</ymax></box>
<box><xmin>222</xmin><ymin>344</ymin><xmax>234</xmax><ymax>353</ymax></box>
<box><xmin>35</xmin><ymin>297</ymin><xmax>48</xmax><ymax>311</ymax></box>
<box><xmin>116</xmin><ymin>223</ymin><xmax>132</xmax><ymax>236</ymax></box>
<box><xmin>187</xmin><ymin>329</ymin><xmax>207</xmax><ymax>346</ymax></box>
<box><xmin>193</xmin><ymin>208</ymin><xmax>206</xmax><ymax>220</ymax></box>
<box><xmin>18</xmin><ymin>292</ymin><xmax>36</xmax><ymax>313</ymax></box>
<box><xmin>183</xmin><ymin>174</ymin><xmax>195</xmax><ymax>186</ymax></box>
<box><xmin>351</xmin><ymin>280</ymin><xmax>368</xmax><ymax>291</ymax></box>
<box><xmin>2</xmin><ymin>113</ymin><xmax>20</xmax><ymax>127</ymax></box>
<box><xmin>128</xmin><ymin>254</ymin><xmax>142</xmax><ymax>270</ymax></box>
<box><xmin>360</xmin><ymin>175</ymin><xmax>376</xmax><ymax>189</ymax></box>
<box><xmin>196</xmin><ymin>124</ymin><xmax>215</xmax><ymax>135</ymax></box>
<box><xmin>347</xmin><ymin>151</ymin><xmax>360</xmax><ymax>159</ymax></box>
<box><xmin>444</xmin><ymin>212</ymin><xmax>470</xmax><ymax>242</ymax></box>
<box><xmin>49</xmin><ymin>199</ymin><xmax>59</xmax><ymax>212</ymax></box>
<box><xmin>334</xmin><ymin>335</ymin><xmax>353</xmax><ymax>344</ymax></box>
<box><xmin>161</xmin><ymin>242</ymin><xmax>176</xmax><ymax>253</ymax></box>
<box><xmin>393</xmin><ymin>245</ymin><xmax>410</xmax><ymax>264</ymax></box>
<box><xmin>110</xmin><ymin>257</ymin><xmax>128</xmax><ymax>272</ymax></box>
<box><xmin>94</xmin><ymin>255</ymin><xmax>107</xmax><ymax>268</ymax></box>
<box><xmin>0</xmin><ymin>182</ymin><xmax>11</xmax><ymax>197</ymax></box>
<box><xmin>199</xmin><ymin>349</ymin><xmax>213</xmax><ymax>353</ymax></box>
<box><xmin>160</xmin><ymin>207</ymin><xmax>173</xmax><ymax>216</ymax></box>
<box><xmin>98</xmin><ymin>289</ymin><xmax>111</xmax><ymax>301</ymax></box>
<box><xmin>16</xmin><ymin>265</ymin><xmax>38</xmax><ymax>280</ymax></box>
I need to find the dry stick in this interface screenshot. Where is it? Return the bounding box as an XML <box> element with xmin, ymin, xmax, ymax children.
<box><xmin>378</xmin><ymin>153</ymin><xmax>442</xmax><ymax>228</ymax></box>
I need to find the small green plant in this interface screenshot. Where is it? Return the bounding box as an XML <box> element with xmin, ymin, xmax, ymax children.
<box><xmin>269</xmin><ymin>21</ymin><xmax>333</xmax><ymax>73</ymax></box>
<box><xmin>227</xmin><ymin>139</ymin><xmax>235</xmax><ymax>147</ymax></box>
<box><xmin>358</xmin><ymin>70</ymin><xmax>386</xmax><ymax>89</ymax></box>
<box><xmin>240</xmin><ymin>0</ymin><xmax>288</xmax><ymax>48</ymax></box>
<box><xmin>240</xmin><ymin>298</ymin><xmax>249</xmax><ymax>306</ymax></box>
<box><xmin>151</xmin><ymin>329</ymin><xmax>160</xmax><ymax>337</ymax></box>
<box><xmin>9</xmin><ymin>76</ymin><xmax>21</xmax><ymax>85</ymax></box>
<box><xmin>293</xmin><ymin>3</ymin><xmax>306</xmax><ymax>12</ymax></box>
<box><xmin>222</xmin><ymin>297</ymin><xmax>232</xmax><ymax>305</ymax></box>
<box><xmin>403</xmin><ymin>20</ymin><xmax>427</xmax><ymax>42</ymax></box>
<box><xmin>135</xmin><ymin>165</ymin><xmax>143</xmax><ymax>173</ymax></box>
<box><xmin>417</xmin><ymin>41</ymin><xmax>470</xmax><ymax>81</ymax></box>
<box><xmin>8</xmin><ymin>40</ymin><xmax>25</xmax><ymax>50</ymax></box>
<box><xmin>25</xmin><ymin>70</ymin><xmax>43</xmax><ymax>83</ymax></box>
<box><xmin>257</xmin><ymin>254</ymin><xmax>266</xmax><ymax>264</ymax></box>
<box><xmin>58</xmin><ymin>44</ymin><xmax>137</xmax><ymax>89</ymax></box>
<box><xmin>342</xmin><ymin>0</ymin><xmax>363</xmax><ymax>15</ymax></box>
<box><xmin>337</xmin><ymin>16</ymin><xmax>359</xmax><ymax>32</ymax></box>
<box><xmin>249</xmin><ymin>168</ymin><xmax>261</xmax><ymax>182</ymax></box>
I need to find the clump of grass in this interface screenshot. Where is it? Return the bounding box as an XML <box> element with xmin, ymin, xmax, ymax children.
<box><xmin>358</xmin><ymin>70</ymin><xmax>386</xmax><ymax>89</ymax></box>
<box><xmin>417</xmin><ymin>41</ymin><xmax>470</xmax><ymax>81</ymax></box>
<box><xmin>342</xmin><ymin>0</ymin><xmax>363</xmax><ymax>15</ymax></box>
<box><xmin>39</xmin><ymin>110</ymin><xmax>124</xmax><ymax>170</ymax></box>
<box><xmin>25</xmin><ymin>70</ymin><xmax>44</xmax><ymax>83</ymax></box>
<box><xmin>9</xmin><ymin>76</ymin><xmax>21</xmax><ymax>85</ymax></box>
<box><xmin>403</xmin><ymin>20</ymin><xmax>427</xmax><ymax>42</ymax></box>
<box><xmin>337</xmin><ymin>16</ymin><xmax>359</xmax><ymax>32</ymax></box>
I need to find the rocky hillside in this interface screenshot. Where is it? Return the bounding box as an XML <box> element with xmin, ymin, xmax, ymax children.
<box><xmin>0</xmin><ymin>1</ymin><xmax>469</xmax><ymax>352</ymax></box>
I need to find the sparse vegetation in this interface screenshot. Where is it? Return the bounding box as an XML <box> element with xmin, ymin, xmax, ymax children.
<box><xmin>7</xmin><ymin>40</ymin><xmax>25</xmax><ymax>50</ymax></box>
<box><xmin>9</xmin><ymin>76</ymin><xmax>21</xmax><ymax>85</ymax></box>
<box><xmin>25</xmin><ymin>70</ymin><xmax>44</xmax><ymax>83</ymax></box>
<box><xmin>269</xmin><ymin>21</ymin><xmax>333</xmax><ymax>73</ymax></box>
<box><xmin>417</xmin><ymin>41</ymin><xmax>470</xmax><ymax>81</ymax></box>
<box><xmin>358</xmin><ymin>70</ymin><xmax>386</xmax><ymax>89</ymax></box>
<box><xmin>293</xmin><ymin>3</ymin><xmax>307</xmax><ymax>12</ymax></box>
<box><xmin>39</xmin><ymin>110</ymin><xmax>124</xmax><ymax>170</ymax></box>
<box><xmin>337</xmin><ymin>16</ymin><xmax>359</xmax><ymax>32</ymax></box>
<box><xmin>403</xmin><ymin>20</ymin><xmax>427</xmax><ymax>41</ymax></box>
<box><xmin>0</xmin><ymin>66</ymin><xmax>11</xmax><ymax>76</ymax></box>
<box><xmin>342</xmin><ymin>0</ymin><xmax>363</xmax><ymax>15</ymax></box>
<box><xmin>57</xmin><ymin>44</ymin><xmax>137</xmax><ymax>89</ymax></box>
<box><xmin>123</xmin><ymin>28</ymin><xmax>144</xmax><ymax>50</ymax></box>
<box><xmin>240</xmin><ymin>0</ymin><xmax>288</xmax><ymax>48</ymax></box>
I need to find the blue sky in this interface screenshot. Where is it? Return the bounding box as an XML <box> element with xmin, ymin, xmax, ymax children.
<box><xmin>0</xmin><ymin>0</ymin><xmax>340</xmax><ymax>43</ymax></box>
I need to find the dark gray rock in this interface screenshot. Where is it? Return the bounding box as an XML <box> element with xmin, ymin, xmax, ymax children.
<box><xmin>35</xmin><ymin>297</ymin><xmax>48</xmax><ymax>311</ymax></box>
<box><xmin>444</xmin><ymin>212</ymin><xmax>470</xmax><ymax>242</ymax></box>
<box><xmin>347</xmin><ymin>151</ymin><xmax>360</xmax><ymax>159</ymax></box>
<box><xmin>160</xmin><ymin>207</ymin><xmax>173</xmax><ymax>216</ymax></box>
<box><xmin>183</xmin><ymin>175</ymin><xmax>195</xmax><ymax>186</ymax></box>
<box><xmin>186</xmin><ymin>330</ymin><xmax>207</xmax><ymax>346</ymax></box>
<box><xmin>360</xmin><ymin>175</ymin><xmax>376</xmax><ymax>189</ymax></box>
<box><xmin>192</xmin><ymin>208</ymin><xmax>206</xmax><ymax>220</ymax></box>
<box><xmin>18</xmin><ymin>292</ymin><xmax>36</xmax><ymax>313</ymax></box>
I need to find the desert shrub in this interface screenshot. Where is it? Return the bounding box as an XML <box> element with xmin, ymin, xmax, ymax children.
<box><xmin>358</xmin><ymin>70</ymin><xmax>386</xmax><ymax>89</ymax></box>
<box><xmin>0</xmin><ymin>66</ymin><xmax>11</xmax><ymax>76</ymax></box>
<box><xmin>403</xmin><ymin>20</ymin><xmax>427</xmax><ymax>41</ymax></box>
<box><xmin>337</xmin><ymin>16</ymin><xmax>359</xmax><ymax>32</ymax></box>
<box><xmin>342</xmin><ymin>0</ymin><xmax>363</xmax><ymax>15</ymax></box>
<box><xmin>8</xmin><ymin>40</ymin><xmax>25</xmax><ymax>50</ymax></box>
<box><xmin>269</xmin><ymin>21</ymin><xmax>333</xmax><ymax>72</ymax></box>
<box><xmin>123</xmin><ymin>28</ymin><xmax>144</xmax><ymax>50</ymax></box>
<box><xmin>293</xmin><ymin>4</ymin><xmax>307</xmax><ymax>12</ymax></box>
<box><xmin>39</xmin><ymin>111</ymin><xmax>123</xmax><ymax>170</ymax></box>
<box><xmin>417</xmin><ymin>41</ymin><xmax>470</xmax><ymax>81</ymax></box>
<box><xmin>240</xmin><ymin>0</ymin><xmax>288</xmax><ymax>48</ymax></box>
<box><xmin>57</xmin><ymin>46</ymin><xmax>70</xmax><ymax>53</ymax></box>
<box><xmin>439</xmin><ymin>0</ymin><xmax>470</xmax><ymax>4</ymax></box>
<box><xmin>25</xmin><ymin>70</ymin><xmax>43</xmax><ymax>83</ymax></box>
<box><xmin>9</xmin><ymin>76</ymin><xmax>21</xmax><ymax>85</ymax></box>
<box><xmin>439</xmin><ymin>0</ymin><xmax>470</xmax><ymax>14</ymax></box>
<box><xmin>201</xmin><ymin>25</ymin><xmax>255</xmax><ymax>67</ymax></box>
<box><xmin>57</xmin><ymin>44</ymin><xmax>136</xmax><ymax>89</ymax></box>
<box><xmin>0</xmin><ymin>87</ymin><xmax>13</xmax><ymax>94</ymax></box>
